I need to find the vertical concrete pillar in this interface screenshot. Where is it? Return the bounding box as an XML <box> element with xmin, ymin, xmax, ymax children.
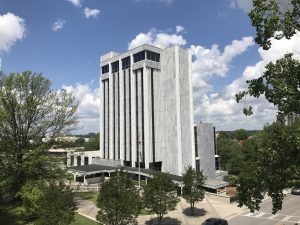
<box><xmin>130</xmin><ymin>54</ymin><xmax>137</xmax><ymax>166</ymax></box>
<box><xmin>143</xmin><ymin>64</ymin><xmax>150</xmax><ymax>169</ymax></box>
<box><xmin>100</xmin><ymin>78</ymin><xmax>104</xmax><ymax>158</ymax></box>
<box><xmin>174</xmin><ymin>46</ymin><xmax>183</xmax><ymax>175</ymax></box>
<box><xmin>109</xmin><ymin>64</ymin><xmax>114</xmax><ymax>159</ymax></box>
<box><xmin>119</xmin><ymin>59</ymin><xmax>124</xmax><ymax>164</ymax></box>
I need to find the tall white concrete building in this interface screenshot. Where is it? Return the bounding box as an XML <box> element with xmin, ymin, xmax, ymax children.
<box><xmin>99</xmin><ymin>44</ymin><xmax>195</xmax><ymax>176</ymax></box>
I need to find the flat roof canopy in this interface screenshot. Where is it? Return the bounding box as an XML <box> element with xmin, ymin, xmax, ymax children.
<box><xmin>67</xmin><ymin>164</ymin><xmax>228</xmax><ymax>189</ymax></box>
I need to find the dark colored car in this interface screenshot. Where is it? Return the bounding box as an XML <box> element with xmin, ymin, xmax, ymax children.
<box><xmin>201</xmin><ymin>218</ymin><xmax>228</xmax><ymax>225</ymax></box>
<box><xmin>291</xmin><ymin>186</ymin><xmax>300</xmax><ymax>195</ymax></box>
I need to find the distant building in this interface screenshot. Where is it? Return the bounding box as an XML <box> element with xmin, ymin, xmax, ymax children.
<box><xmin>99</xmin><ymin>44</ymin><xmax>195</xmax><ymax>176</ymax></box>
<box><xmin>194</xmin><ymin>123</ymin><xmax>217</xmax><ymax>179</ymax></box>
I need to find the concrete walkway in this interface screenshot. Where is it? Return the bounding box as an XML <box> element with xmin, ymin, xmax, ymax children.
<box><xmin>76</xmin><ymin>197</ymin><xmax>246</xmax><ymax>224</ymax></box>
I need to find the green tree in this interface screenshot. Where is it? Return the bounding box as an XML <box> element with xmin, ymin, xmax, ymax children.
<box><xmin>237</xmin><ymin>121</ymin><xmax>300</xmax><ymax>213</ymax></box>
<box><xmin>18</xmin><ymin>181</ymin><xmax>45</xmax><ymax>219</ymax></box>
<box><xmin>233</xmin><ymin>129</ymin><xmax>249</xmax><ymax>141</ymax></box>
<box><xmin>217</xmin><ymin>138</ymin><xmax>243</xmax><ymax>174</ymax></box>
<box><xmin>249</xmin><ymin>0</ymin><xmax>300</xmax><ymax>50</ymax></box>
<box><xmin>236</xmin><ymin>54</ymin><xmax>300</xmax><ymax>118</ymax></box>
<box><xmin>143</xmin><ymin>172</ymin><xmax>179</xmax><ymax>225</ymax></box>
<box><xmin>96</xmin><ymin>170</ymin><xmax>141</xmax><ymax>225</ymax></box>
<box><xmin>182</xmin><ymin>166</ymin><xmax>206</xmax><ymax>216</ymax></box>
<box><xmin>18</xmin><ymin>180</ymin><xmax>77</xmax><ymax>225</ymax></box>
<box><xmin>35</xmin><ymin>181</ymin><xmax>77</xmax><ymax>225</ymax></box>
<box><xmin>235</xmin><ymin>0</ymin><xmax>300</xmax><ymax>213</ymax></box>
<box><xmin>0</xmin><ymin>71</ymin><xmax>78</xmax><ymax>197</ymax></box>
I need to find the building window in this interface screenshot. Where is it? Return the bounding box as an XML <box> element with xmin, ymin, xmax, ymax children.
<box><xmin>70</xmin><ymin>155</ymin><xmax>74</xmax><ymax>166</ymax></box>
<box><xmin>146</xmin><ymin>50</ymin><xmax>160</xmax><ymax>62</ymax></box>
<box><xmin>133</xmin><ymin>51</ymin><xmax>145</xmax><ymax>63</ymax></box>
<box><xmin>84</xmin><ymin>156</ymin><xmax>89</xmax><ymax>165</ymax></box>
<box><xmin>194</xmin><ymin>127</ymin><xmax>198</xmax><ymax>158</ymax></box>
<box><xmin>112</xmin><ymin>61</ymin><xmax>119</xmax><ymax>73</ymax></box>
<box><xmin>101</xmin><ymin>65</ymin><xmax>109</xmax><ymax>74</ymax></box>
<box><xmin>196</xmin><ymin>159</ymin><xmax>200</xmax><ymax>172</ymax></box>
<box><xmin>77</xmin><ymin>156</ymin><xmax>81</xmax><ymax>166</ymax></box>
<box><xmin>122</xmin><ymin>56</ymin><xmax>131</xmax><ymax>69</ymax></box>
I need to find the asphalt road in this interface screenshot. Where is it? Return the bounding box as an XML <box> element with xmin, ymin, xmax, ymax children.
<box><xmin>229</xmin><ymin>194</ymin><xmax>300</xmax><ymax>225</ymax></box>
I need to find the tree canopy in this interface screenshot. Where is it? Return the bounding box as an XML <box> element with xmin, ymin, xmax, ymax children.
<box><xmin>0</xmin><ymin>71</ymin><xmax>78</xmax><ymax>197</ymax></box>
<box><xmin>143</xmin><ymin>172</ymin><xmax>179</xmax><ymax>225</ymax></box>
<box><xmin>96</xmin><ymin>170</ymin><xmax>141</xmax><ymax>225</ymax></box>
<box><xmin>237</xmin><ymin>121</ymin><xmax>300</xmax><ymax>213</ymax></box>
<box><xmin>182</xmin><ymin>166</ymin><xmax>206</xmax><ymax>216</ymax></box>
<box><xmin>249</xmin><ymin>0</ymin><xmax>300</xmax><ymax>50</ymax></box>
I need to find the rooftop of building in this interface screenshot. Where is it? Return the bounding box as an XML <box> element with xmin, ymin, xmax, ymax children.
<box><xmin>100</xmin><ymin>44</ymin><xmax>162</xmax><ymax>63</ymax></box>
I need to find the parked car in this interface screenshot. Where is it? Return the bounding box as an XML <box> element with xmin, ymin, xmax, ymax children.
<box><xmin>201</xmin><ymin>218</ymin><xmax>228</xmax><ymax>225</ymax></box>
<box><xmin>291</xmin><ymin>186</ymin><xmax>300</xmax><ymax>195</ymax></box>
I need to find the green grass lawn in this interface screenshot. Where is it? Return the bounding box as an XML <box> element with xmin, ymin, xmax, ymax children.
<box><xmin>70</xmin><ymin>214</ymin><xmax>99</xmax><ymax>225</ymax></box>
<box><xmin>0</xmin><ymin>201</ymin><xmax>98</xmax><ymax>225</ymax></box>
<box><xmin>73</xmin><ymin>191</ymin><xmax>98</xmax><ymax>204</ymax></box>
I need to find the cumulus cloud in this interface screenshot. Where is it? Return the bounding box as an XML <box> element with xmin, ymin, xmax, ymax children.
<box><xmin>194</xmin><ymin>32</ymin><xmax>300</xmax><ymax>130</ymax></box>
<box><xmin>128</xmin><ymin>28</ymin><xmax>186</xmax><ymax>50</ymax></box>
<box><xmin>84</xmin><ymin>8</ymin><xmax>101</xmax><ymax>18</ymax></box>
<box><xmin>66</xmin><ymin>0</ymin><xmax>83</xmax><ymax>7</ymax></box>
<box><xmin>52</xmin><ymin>19</ymin><xmax>66</xmax><ymax>32</ymax></box>
<box><xmin>0</xmin><ymin>12</ymin><xmax>26</xmax><ymax>53</ymax></box>
<box><xmin>62</xmin><ymin>82</ymin><xmax>100</xmax><ymax>134</ymax></box>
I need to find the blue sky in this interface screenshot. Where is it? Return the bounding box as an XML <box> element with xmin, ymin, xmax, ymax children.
<box><xmin>1</xmin><ymin>0</ymin><xmax>299</xmax><ymax>133</ymax></box>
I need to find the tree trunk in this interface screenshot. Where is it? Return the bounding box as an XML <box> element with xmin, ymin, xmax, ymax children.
<box><xmin>191</xmin><ymin>202</ymin><xmax>194</xmax><ymax>216</ymax></box>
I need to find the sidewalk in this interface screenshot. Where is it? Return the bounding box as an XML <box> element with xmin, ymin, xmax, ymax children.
<box><xmin>76</xmin><ymin>197</ymin><xmax>246</xmax><ymax>224</ymax></box>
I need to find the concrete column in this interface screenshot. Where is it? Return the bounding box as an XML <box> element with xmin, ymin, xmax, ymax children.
<box><xmin>125</xmin><ymin>69</ymin><xmax>131</xmax><ymax>161</ymax></box>
<box><xmin>119</xmin><ymin>59</ymin><xmax>124</xmax><ymax>164</ymax></box>
<box><xmin>100</xmin><ymin>79</ymin><xmax>104</xmax><ymax>158</ymax></box>
<box><xmin>73</xmin><ymin>173</ymin><xmax>76</xmax><ymax>182</ymax></box>
<box><xmin>130</xmin><ymin>54</ymin><xmax>137</xmax><ymax>166</ymax></box>
<box><xmin>104</xmin><ymin>80</ymin><xmax>109</xmax><ymax>159</ymax></box>
<box><xmin>143</xmin><ymin>64</ymin><xmax>150</xmax><ymax>169</ymax></box>
<box><xmin>109</xmin><ymin>64</ymin><xmax>114</xmax><ymax>159</ymax></box>
<box><xmin>114</xmin><ymin>71</ymin><xmax>119</xmax><ymax>160</ymax></box>
<box><xmin>175</xmin><ymin>46</ymin><xmax>183</xmax><ymax>175</ymax></box>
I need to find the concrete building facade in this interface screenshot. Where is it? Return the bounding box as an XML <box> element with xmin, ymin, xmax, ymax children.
<box><xmin>99</xmin><ymin>44</ymin><xmax>195</xmax><ymax>176</ymax></box>
<box><xmin>194</xmin><ymin>123</ymin><xmax>217</xmax><ymax>179</ymax></box>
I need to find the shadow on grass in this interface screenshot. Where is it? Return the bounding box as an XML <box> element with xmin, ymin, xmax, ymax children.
<box><xmin>0</xmin><ymin>201</ymin><xmax>33</xmax><ymax>225</ymax></box>
<box><xmin>145</xmin><ymin>216</ymin><xmax>182</xmax><ymax>225</ymax></box>
<box><xmin>182</xmin><ymin>207</ymin><xmax>207</xmax><ymax>217</ymax></box>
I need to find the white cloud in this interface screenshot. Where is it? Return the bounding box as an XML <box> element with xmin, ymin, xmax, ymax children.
<box><xmin>194</xmin><ymin>32</ymin><xmax>300</xmax><ymax>130</ymax></box>
<box><xmin>175</xmin><ymin>25</ymin><xmax>185</xmax><ymax>33</ymax></box>
<box><xmin>62</xmin><ymin>81</ymin><xmax>100</xmax><ymax>134</ymax></box>
<box><xmin>0</xmin><ymin>12</ymin><xmax>26</xmax><ymax>53</ymax></box>
<box><xmin>66</xmin><ymin>0</ymin><xmax>83</xmax><ymax>7</ymax></box>
<box><xmin>84</xmin><ymin>8</ymin><xmax>101</xmax><ymax>19</ymax></box>
<box><xmin>191</xmin><ymin>36</ymin><xmax>254</xmax><ymax>100</ymax></box>
<box><xmin>128</xmin><ymin>28</ymin><xmax>186</xmax><ymax>50</ymax></box>
<box><xmin>52</xmin><ymin>19</ymin><xmax>66</xmax><ymax>32</ymax></box>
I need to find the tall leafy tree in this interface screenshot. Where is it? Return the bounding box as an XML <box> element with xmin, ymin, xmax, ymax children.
<box><xmin>18</xmin><ymin>180</ymin><xmax>77</xmax><ymax>225</ymax></box>
<box><xmin>236</xmin><ymin>54</ymin><xmax>300</xmax><ymax>118</ymax></box>
<box><xmin>0</xmin><ymin>71</ymin><xmax>78</xmax><ymax>197</ymax></box>
<box><xmin>182</xmin><ymin>166</ymin><xmax>206</xmax><ymax>216</ymax></box>
<box><xmin>143</xmin><ymin>172</ymin><xmax>179</xmax><ymax>225</ymax></box>
<box><xmin>249</xmin><ymin>0</ymin><xmax>300</xmax><ymax>50</ymax></box>
<box><xmin>35</xmin><ymin>181</ymin><xmax>77</xmax><ymax>225</ymax></box>
<box><xmin>237</xmin><ymin>121</ymin><xmax>300</xmax><ymax>213</ymax></box>
<box><xmin>96</xmin><ymin>170</ymin><xmax>141</xmax><ymax>225</ymax></box>
<box><xmin>235</xmin><ymin>0</ymin><xmax>300</xmax><ymax>212</ymax></box>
